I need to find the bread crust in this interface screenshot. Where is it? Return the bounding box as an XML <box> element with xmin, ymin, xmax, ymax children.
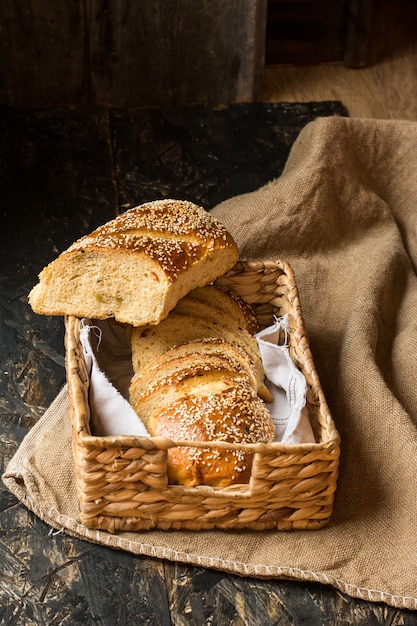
<box><xmin>129</xmin><ymin>358</ymin><xmax>275</xmax><ymax>488</ymax></box>
<box><xmin>151</xmin><ymin>382</ymin><xmax>274</xmax><ymax>488</ymax></box>
<box><xmin>29</xmin><ymin>199</ymin><xmax>239</xmax><ymax>326</ymax></box>
<box><xmin>129</xmin><ymin>286</ymin><xmax>276</xmax><ymax>488</ymax></box>
<box><xmin>189</xmin><ymin>285</ymin><xmax>259</xmax><ymax>335</ymax></box>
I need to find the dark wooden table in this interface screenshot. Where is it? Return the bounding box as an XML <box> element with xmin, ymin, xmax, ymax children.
<box><xmin>2</xmin><ymin>103</ymin><xmax>416</xmax><ymax>625</ymax></box>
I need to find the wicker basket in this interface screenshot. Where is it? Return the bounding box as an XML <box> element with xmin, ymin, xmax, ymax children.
<box><xmin>65</xmin><ymin>259</ymin><xmax>340</xmax><ymax>532</ymax></box>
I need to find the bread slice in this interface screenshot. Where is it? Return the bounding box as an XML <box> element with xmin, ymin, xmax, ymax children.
<box><xmin>131</xmin><ymin>337</ymin><xmax>271</xmax><ymax>402</ymax></box>
<box><xmin>28</xmin><ymin>199</ymin><xmax>239</xmax><ymax>326</ymax></box>
<box><xmin>130</xmin><ymin>312</ymin><xmax>268</xmax><ymax>393</ymax></box>
<box><xmin>129</xmin><ymin>360</ymin><xmax>275</xmax><ymax>488</ymax></box>
<box><xmin>188</xmin><ymin>285</ymin><xmax>259</xmax><ymax>335</ymax></box>
<box><xmin>129</xmin><ymin>281</ymin><xmax>273</xmax><ymax>401</ymax></box>
<box><xmin>173</xmin><ymin>297</ymin><xmax>242</xmax><ymax>331</ymax></box>
<box><xmin>129</xmin><ymin>352</ymin><xmax>247</xmax><ymax>430</ymax></box>
<box><xmin>131</xmin><ymin>314</ymin><xmax>224</xmax><ymax>370</ymax></box>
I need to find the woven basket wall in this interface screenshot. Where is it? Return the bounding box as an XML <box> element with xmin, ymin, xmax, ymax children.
<box><xmin>65</xmin><ymin>259</ymin><xmax>340</xmax><ymax>532</ymax></box>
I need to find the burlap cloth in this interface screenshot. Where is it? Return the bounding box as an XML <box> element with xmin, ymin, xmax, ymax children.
<box><xmin>3</xmin><ymin>116</ymin><xmax>417</xmax><ymax>610</ymax></box>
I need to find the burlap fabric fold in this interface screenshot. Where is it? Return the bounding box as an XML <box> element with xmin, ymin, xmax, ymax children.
<box><xmin>3</xmin><ymin>116</ymin><xmax>417</xmax><ymax>610</ymax></box>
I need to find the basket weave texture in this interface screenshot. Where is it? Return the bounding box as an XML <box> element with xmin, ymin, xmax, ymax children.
<box><xmin>65</xmin><ymin>259</ymin><xmax>340</xmax><ymax>532</ymax></box>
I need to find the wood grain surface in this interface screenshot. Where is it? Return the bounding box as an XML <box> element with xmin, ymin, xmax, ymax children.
<box><xmin>0</xmin><ymin>0</ymin><xmax>267</xmax><ymax>107</ymax></box>
<box><xmin>2</xmin><ymin>103</ymin><xmax>417</xmax><ymax>625</ymax></box>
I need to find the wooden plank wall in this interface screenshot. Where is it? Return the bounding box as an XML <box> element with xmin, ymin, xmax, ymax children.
<box><xmin>265</xmin><ymin>0</ymin><xmax>373</xmax><ymax>67</ymax></box>
<box><xmin>266</xmin><ymin>0</ymin><xmax>349</xmax><ymax>65</ymax></box>
<box><xmin>0</xmin><ymin>0</ymin><xmax>267</xmax><ymax>107</ymax></box>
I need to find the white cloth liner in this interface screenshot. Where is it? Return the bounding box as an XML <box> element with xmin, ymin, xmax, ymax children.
<box><xmin>79</xmin><ymin>320</ymin><xmax>149</xmax><ymax>437</ymax></box>
<box><xmin>255</xmin><ymin>317</ymin><xmax>315</xmax><ymax>444</ymax></box>
<box><xmin>79</xmin><ymin>315</ymin><xmax>315</xmax><ymax>444</ymax></box>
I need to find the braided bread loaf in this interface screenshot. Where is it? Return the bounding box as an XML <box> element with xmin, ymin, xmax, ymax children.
<box><xmin>129</xmin><ymin>285</ymin><xmax>275</xmax><ymax>488</ymax></box>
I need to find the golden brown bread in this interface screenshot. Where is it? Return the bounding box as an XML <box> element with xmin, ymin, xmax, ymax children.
<box><xmin>28</xmin><ymin>199</ymin><xmax>239</xmax><ymax>326</ymax></box>
<box><xmin>131</xmin><ymin>318</ymin><xmax>271</xmax><ymax>403</ymax></box>
<box><xmin>129</xmin><ymin>285</ymin><xmax>275</xmax><ymax>487</ymax></box>
<box><xmin>129</xmin><ymin>351</ymin><xmax>275</xmax><ymax>488</ymax></box>
<box><xmin>129</xmin><ymin>284</ymin><xmax>273</xmax><ymax>402</ymax></box>
<box><xmin>185</xmin><ymin>285</ymin><xmax>259</xmax><ymax>335</ymax></box>
<box><xmin>131</xmin><ymin>336</ymin><xmax>268</xmax><ymax>400</ymax></box>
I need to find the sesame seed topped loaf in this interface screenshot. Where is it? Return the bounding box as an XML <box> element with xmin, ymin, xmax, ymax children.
<box><xmin>129</xmin><ymin>285</ymin><xmax>273</xmax><ymax>402</ymax></box>
<box><xmin>132</xmin><ymin>336</ymin><xmax>269</xmax><ymax>402</ymax></box>
<box><xmin>28</xmin><ymin>199</ymin><xmax>239</xmax><ymax>326</ymax></box>
<box><xmin>187</xmin><ymin>285</ymin><xmax>259</xmax><ymax>336</ymax></box>
<box><xmin>129</xmin><ymin>350</ymin><xmax>275</xmax><ymax>488</ymax></box>
<box><xmin>128</xmin><ymin>284</ymin><xmax>275</xmax><ymax>488</ymax></box>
